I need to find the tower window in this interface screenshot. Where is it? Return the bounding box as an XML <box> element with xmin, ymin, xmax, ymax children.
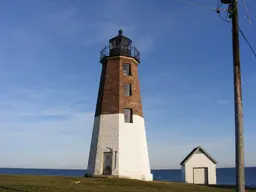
<box><xmin>124</xmin><ymin>83</ymin><xmax>132</xmax><ymax>96</ymax></box>
<box><xmin>123</xmin><ymin>63</ymin><xmax>131</xmax><ymax>76</ymax></box>
<box><xmin>124</xmin><ymin>108</ymin><xmax>133</xmax><ymax>123</ymax></box>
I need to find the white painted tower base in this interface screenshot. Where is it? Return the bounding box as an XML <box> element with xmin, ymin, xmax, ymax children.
<box><xmin>87</xmin><ymin>114</ymin><xmax>153</xmax><ymax>181</ymax></box>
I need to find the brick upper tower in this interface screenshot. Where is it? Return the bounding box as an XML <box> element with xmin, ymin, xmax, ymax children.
<box><xmin>87</xmin><ymin>30</ymin><xmax>153</xmax><ymax>181</ymax></box>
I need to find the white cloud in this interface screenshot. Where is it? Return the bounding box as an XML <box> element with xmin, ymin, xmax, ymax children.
<box><xmin>217</xmin><ymin>99</ymin><xmax>228</xmax><ymax>104</ymax></box>
<box><xmin>37</xmin><ymin>3</ymin><xmax>158</xmax><ymax>53</ymax></box>
<box><xmin>40</xmin><ymin>5</ymin><xmax>136</xmax><ymax>47</ymax></box>
<box><xmin>136</xmin><ymin>36</ymin><xmax>154</xmax><ymax>54</ymax></box>
<box><xmin>0</xmin><ymin>109</ymin><xmax>94</xmax><ymax>169</ymax></box>
<box><xmin>81</xmin><ymin>22</ymin><xmax>137</xmax><ymax>47</ymax></box>
<box><xmin>2</xmin><ymin>1</ymin><xmax>255</xmax><ymax>170</ymax></box>
<box><xmin>148</xmin><ymin>135</ymin><xmax>235</xmax><ymax>169</ymax></box>
<box><xmin>67</xmin><ymin>97</ymin><xmax>89</xmax><ymax>107</ymax></box>
<box><xmin>0</xmin><ymin>75</ymin><xmax>95</xmax><ymax>169</ymax></box>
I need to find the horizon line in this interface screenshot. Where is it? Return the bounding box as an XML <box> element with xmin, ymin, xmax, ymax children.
<box><xmin>1</xmin><ymin>166</ymin><xmax>256</xmax><ymax>170</ymax></box>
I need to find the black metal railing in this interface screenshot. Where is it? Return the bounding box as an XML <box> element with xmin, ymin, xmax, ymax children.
<box><xmin>100</xmin><ymin>45</ymin><xmax>140</xmax><ymax>63</ymax></box>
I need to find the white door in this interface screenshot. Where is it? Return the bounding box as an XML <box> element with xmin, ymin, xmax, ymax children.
<box><xmin>193</xmin><ymin>168</ymin><xmax>208</xmax><ymax>184</ymax></box>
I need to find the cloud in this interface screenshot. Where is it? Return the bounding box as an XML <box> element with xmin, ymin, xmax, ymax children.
<box><xmin>81</xmin><ymin>22</ymin><xmax>137</xmax><ymax>47</ymax></box>
<box><xmin>46</xmin><ymin>6</ymin><xmax>77</xmax><ymax>23</ymax></box>
<box><xmin>217</xmin><ymin>99</ymin><xmax>228</xmax><ymax>104</ymax></box>
<box><xmin>37</xmin><ymin>2</ymin><xmax>159</xmax><ymax>53</ymax></box>
<box><xmin>2</xmin><ymin>0</ymin><xmax>176</xmax><ymax>61</ymax></box>
<box><xmin>148</xmin><ymin>135</ymin><xmax>235</xmax><ymax>169</ymax></box>
<box><xmin>0</xmin><ymin>75</ymin><xmax>95</xmax><ymax>169</ymax></box>
<box><xmin>41</xmin><ymin>5</ymin><xmax>137</xmax><ymax>47</ymax></box>
<box><xmin>3</xmin><ymin>0</ymin><xmax>255</xmax><ymax>170</ymax></box>
<box><xmin>67</xmin><ymin>97</ymin><xmax>89</xmax><ymax>107</ymax></box>
<box><xmin>136</xmin><ymin>36</ymin><xmax>154</xmax><ymax>54</ymax></box>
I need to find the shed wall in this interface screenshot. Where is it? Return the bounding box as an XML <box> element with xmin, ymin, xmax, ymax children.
<box><xmin>184</xmin><ymin>153</ymin><xmax>216</xmax><ymax>184</ymax></box>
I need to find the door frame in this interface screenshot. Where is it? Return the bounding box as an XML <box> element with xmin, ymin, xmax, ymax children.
<box><xmin>193</xmin><ymin>167</ymin><xmax>208</xmax><ymax>185</ymax></box>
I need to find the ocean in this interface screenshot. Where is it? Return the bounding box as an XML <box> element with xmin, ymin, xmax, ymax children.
<box><xmin>0</xmin><ymin>167</ymin><xmax>256</xmax><ymax>187</ymax></box>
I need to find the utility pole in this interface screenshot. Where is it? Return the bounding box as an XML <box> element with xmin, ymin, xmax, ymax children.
<box><xmin>231</xmin><ymin>0</ymin><xmax>245</xmax><ymax>191</ymax></box>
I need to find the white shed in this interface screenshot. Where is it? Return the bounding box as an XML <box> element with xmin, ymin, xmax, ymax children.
<box><xmin>180</xmin><ymin>146</ymin><xmax>217</xmax><ymax>185</ymax></box>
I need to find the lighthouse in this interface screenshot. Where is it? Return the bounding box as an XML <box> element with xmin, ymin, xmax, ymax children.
<box><xmin>87</xmin><ymin>30</ymin><xmax>153</xmax><ymax>181</ymax></box>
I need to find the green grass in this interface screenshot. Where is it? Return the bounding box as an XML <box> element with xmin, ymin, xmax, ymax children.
<box><xmin>0</xmin><ymin>174</ymin><xmax>255</xmax><ymax>192</ymax></box>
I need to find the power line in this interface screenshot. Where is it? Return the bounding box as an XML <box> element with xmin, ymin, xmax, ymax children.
<box><xmin>215</xmin><ymin>2</ymin><xmax>255</xmax><ymax>59</ymax></box>
<box><xmin>238</xmin><ymin>27</ymin><xmax>256</xmax><ymax>58</ymax></box>
<box><xmin>174</xmin><ymin>0</ymin><xmax>228</xmax><ymax>12</ymax></box>
<box><xmin>174</xmin><ymin>0</ymin><xmax>251</xmax><ymax>23</ymax></box>
<box><xmin>218</xmin><ymin>13</ymin><xmax>230</xmax><ymax>23</ymax></box>
<box><xmin>173</xmin><ymin>0</ymin><xmax>256</xmax><ymax>59</ymax></box>
<box><xmin>240</xmin><ymin>0</ymin><xmax>252</xmax><ymax>24</ymax></box>
<box><xmin>216</xmin><ymin>6</ymin><xmax>231</xmax><ymax>23</ymax></box>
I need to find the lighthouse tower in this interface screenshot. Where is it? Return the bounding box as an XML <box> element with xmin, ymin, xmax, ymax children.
<box><xmin>87</xmin><ymin>30</ymin><xmax>153</xmax><ymax>181</ymax></box>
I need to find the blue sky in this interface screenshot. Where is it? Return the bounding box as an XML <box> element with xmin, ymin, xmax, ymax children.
<box><xmin>0</xmin><ymin>0</ymin><xmax>255</xmax><ymax>169</ymax></box>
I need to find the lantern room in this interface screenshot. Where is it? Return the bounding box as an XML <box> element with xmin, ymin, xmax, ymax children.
<box><xmin>100</xmin><ymin>29</ymin><xmax>140</xmax><ymax>63</ymax></box>
<box><xmin>109</xmin><ymin>29</ymin><xmax>132</xmax><ymax>57</ymax></box>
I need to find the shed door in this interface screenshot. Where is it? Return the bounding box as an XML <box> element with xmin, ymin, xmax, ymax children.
<box><xmin>193</xmin><ymin>168</ymin><xmax>208</xmax><ymax>184</ymax></box>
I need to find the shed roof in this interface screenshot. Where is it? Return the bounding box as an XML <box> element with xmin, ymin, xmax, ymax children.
<box><xmin>180</xmin><ymin>146</ymin><xmax>217</xmax><ymax>165</ymax></box>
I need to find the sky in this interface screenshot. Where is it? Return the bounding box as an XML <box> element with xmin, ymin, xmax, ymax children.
<box><xmin>0</xmin><ymin>0</ymin><xmax>255</xmax><ymax>170</ymax></box>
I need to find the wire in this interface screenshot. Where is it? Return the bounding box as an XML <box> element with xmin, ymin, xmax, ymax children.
<box><xmin>218</xmin><ymin>13</ymin><xmax>230</xmax><ymax>23</ymax></box>
<box><xmin>225</xmin><ymin>11</ymin><xmax>230</xmax><ymax>21</ymax></box>
<box><xmin>240</xmin><ymin>0</ymin><xmax>252</xmax><ymax>24</ymax></box>
<box><xmin>238</xmin><ymin>27</ymin><xmax>256</xmax><ymax>58</ymax></box>
<box><xmin>217</xmin><ymin>0</ymin><xmax>220</xmax><ymax>8</ymax></box>
<box><xmin>216</xmin><ymin>8</ymin><xmax>256</xmax><ymax>58</ymax></box>
<box><xmin>174</xmin><ymin>0</ymin><xmax>255</xmax><ymax>59</ymax></box>
<box><xmin>216</xmin><ymin>0</ymin><xmax>223</xmax><ymax>10</ymax></box>
<box><xmin>174</xmin><ymin>0</ymin><xmax>228</xmax><ymax>12</ymax></box>
<box><xmin>216</xmin><ymin>2</ymin><xmax>231</xmax><ymax>23</ymax></box>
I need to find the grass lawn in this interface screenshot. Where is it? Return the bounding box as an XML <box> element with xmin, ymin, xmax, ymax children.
<box><xmin>0</xmin><ymin>174</ymin><xmax>255</xmax><ymax>192</ymax></box>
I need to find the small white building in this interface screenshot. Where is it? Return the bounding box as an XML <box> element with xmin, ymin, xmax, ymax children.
<box><xmin>180</xmin><ymin>146</ymin><xmax>217</xmax><ymax>185</ymax></box>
